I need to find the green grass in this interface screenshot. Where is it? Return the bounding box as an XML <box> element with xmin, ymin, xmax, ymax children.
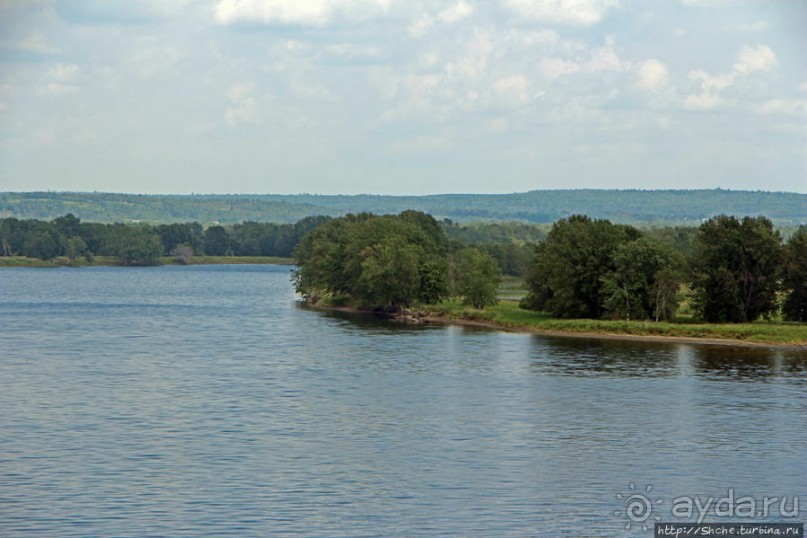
<box><xmin>428</xmin><ymin>299</ymin><xmax>807</xmax><ymax>346</ymax></box>
<box><xmin>0</xmin><ymin>256</ymin><xmax>121</xmax><ymax>267</ymax></box>
<box><xmin>496</xmin><ymin>276</ymin><xmax>528</xmax><ymax>301</ymax></box>
<box><xmin>164</xmin><ymin>256</ymin><xmax>294</xmax><ymax>265</ymax></box>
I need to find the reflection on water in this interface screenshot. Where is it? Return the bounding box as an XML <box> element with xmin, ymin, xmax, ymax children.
<box><xmin>1</xmin><ymin>266</ymin><xmax>805</xmax><ymax>538</ymax></box>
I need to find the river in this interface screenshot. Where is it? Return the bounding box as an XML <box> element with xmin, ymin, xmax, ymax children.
<box><xmin>1</xmin><ymin>265</ymin><xmax>805</xmax><ymax>537</ymax></box>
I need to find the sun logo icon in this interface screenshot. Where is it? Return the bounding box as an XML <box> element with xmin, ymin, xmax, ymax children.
<box><xmin>615</xmin><ymin>483</ymin><xmax>664</xmax><ymax>531</ymax></box>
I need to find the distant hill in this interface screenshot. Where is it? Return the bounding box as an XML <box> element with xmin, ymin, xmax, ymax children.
<box><xmin>1</xmin><ymin>190</ymin><xmax>804</xmax><ymax>225</ymax></box>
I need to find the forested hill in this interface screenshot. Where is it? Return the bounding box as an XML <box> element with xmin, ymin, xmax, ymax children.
<box><xmin>1</xmin><ymin>190</ymin><xmax>804</xmax><ymax>225</ymax></box>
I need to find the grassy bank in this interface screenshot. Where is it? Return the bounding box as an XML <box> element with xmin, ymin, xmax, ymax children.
<box><xmin>0</xmin><ymin>256</ymin><xmax>294</xmax><ymax>267</ymax></box>
<box><xmin>428</xmin><ymin>300</ymin><xmax>807</xmax><ymax>346</ymax></box>
<box><xmin>173</xmin><ymin>256</ymin><xmax>294</xmax><ymax>265</ymax></box>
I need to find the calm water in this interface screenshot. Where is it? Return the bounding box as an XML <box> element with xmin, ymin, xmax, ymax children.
<box><xmin>1</xmin><ymin>265</ymin><xmax>805</xmax><ymax>537</ymax></box>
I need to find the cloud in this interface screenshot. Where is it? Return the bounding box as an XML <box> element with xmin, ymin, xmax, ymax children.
<box><xmin>540</xmin><ymin>58</ymin><xmax>580</xmax><ymax>79</ymax></box>
<box><xmin>688</xmin><ymin>70</ymin><xmax>732</xmax><ymax>92</ymax></box>
<box><xmin>494</xmin><ymin>75</ymin><xmax>530</xmax><ymax>105</ymax></box>
<box><xmin>733</xmin><ymin>44</ymin><xmax>776</xmax><ymax>74</ymax></box>
<box><xmin>56</xmin><ymin>0</ymin><xmax>190</xmax><ymax>24</ymax></box>
<box><xmin>438</xmin><ymin>0</ymin><xmax>473</xmax><ymax>23</ymax></box>
<box><xmin>38</xmin><ymin>63</ymin><xmax>79</xmax><ymax>96</ymax></box>
<box><xmin>214</xmin><ymin>0</ymin><xmax>391</xmax><ymax>26</ymax></box>
<box><xmin>584</xmin><ymin>41</ymin><xmax>624</xmax><ymax>72</ymax></box>
<box><xmin>225</xmin><ymin>82</ymin><xmax>258</xmax><ymax>126</ymax></box>
<box><xmin>9</xmin><ymin>32</ymin><xmax>60</xmax><ymax>54</ymax></box>
<box><xmin>47</xmin><ymin>63</ymin><xmax>79</xmax><ymax>81</ymax></box>
<box><xmin>754</xmin><ymin>99</ymin><xmax>807</xmax><ymax>116</ymax></box>
<box><xmin>683</xmin><ymin>93</ymin><xmax>722</xmax><ymax>110</ymax></box>
<box><xmin>539</xmin><ymin>39</ymin><xmax>624</xmax><ymax>80</ymax></box>
<box><xmin>684</xmin><ymin>44</ymin><xmax>777</xmax><ymax>111</ymax></box>
<box><xmin>39</xmin><ymin>83</ymin><xmax>79</xmax><ymax>96</ymax></box>
<box><xmin>408</xmin><ymin>1</ymin><xmax>474</xmax><ymax>37</ymax></box>
<box><xmin>502</xmin><ymin>0</ymin><xmax>619</xmax><ymax>26</ymax></box>
<box><xmin>637</xmin><ymin>59</ymin><xmax>669</xmax><ymax>91</ymax></box>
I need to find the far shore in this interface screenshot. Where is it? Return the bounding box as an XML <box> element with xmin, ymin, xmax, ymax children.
<box><xmin>0</xmin><ymin>255</ymin><xmax>295</xmax><ymax>268</ymax></box>
<box><xmin>304</xmin><ymin>301</ymin><xmax>807</xmax><ymax>350</ymax></box>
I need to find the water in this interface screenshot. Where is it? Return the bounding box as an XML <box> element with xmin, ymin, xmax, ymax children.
<box><xmin>1</xmin><ymin>265</ymin><xmax>805</xmax><ymax>537</ymax></box>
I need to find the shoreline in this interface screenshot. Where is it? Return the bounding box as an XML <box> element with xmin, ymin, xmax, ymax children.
<box><xmin>0</xmin><ymin>256</ymin><xmax>295</xmax><ymax>268</ymax></box>
<box><xmin>305</xmin><ymin>302</ymin><xmax>807</xmax><ymax>350</ymax></box>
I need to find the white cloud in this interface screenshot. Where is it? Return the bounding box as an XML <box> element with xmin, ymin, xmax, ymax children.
<box><xmin>683</xmin><ymin>93</ymin><xmax>722</xmax><ymax>111</ymax></box>
<box><xmin>733</xmin><ymin>44</ymin><xmax>777</xmax><ymax>74</ymax></box>
<box><xmin>47</xmin><ymin>63</ymin><xmax>79</xmax><ymax>81</ymax></box>
<box><xmin>494</xmin><ymin>75</ymin><xmax>530</xmax><ymax>105</ymax></box>
<box><xmin>444</xmin><ymin>29</ymin><xmax>493</xmax><ymax>78</ymax></box>
<box><xmin>214</xmin><ymin>0</ymin><xmax>391</xmax><ymax>26</ymax></box>
<box><xmin>754</xmin><ymin>99</ymin><xmax>807</xmax><ymax>116</ymax></box>
<box><xmin>225</xmin><ymin>82</ymin><xmax>258</xmax><ymax>126</ymax></box>
<box><xmin>538</xmin><ymin>39</ymin><xmax>624</xmax><ymax>80</ymax></box>
<box><xmin>502</xmin><ymin>0</ymin><xmax>619</xmax><ymax>26</ymax></box>
<box><xmin>407</xmin><ymin>16</ymin><xmax>434</xmax><ymax>37</ymax></box>
<box><xmin>584</xmin><ymin>42</ymin><xmax>624</xmax><ymax>72</ymax></box>
<box><xmin>540</xmin><ymin>58</ymin><xmax>580</xmax><ymax>79</ymax></box>
<box><xmin>688</xmin><ymin>69</ymin><xmax>733</xmax><ymax>92</ymax></box>
<box><xmin>409</xmin><ymin>1</ymin><xmax>474</xmax><ymax>37</ymax></box>
<box><xmin>10</xmin><ymin>32</ymin><xmax>60</xmax><ymax>54</ymax></box>
<box><xmin>39</xmin><ymin>83</ymin><xmax>79</xmax><ymax>96</ymax></box>
<box><xmin>684</xmin><ymin>44</ymin><xmax>778</xmax><ymax>112</ymax></box>
<box><xmin>637</xmin><ymin>59</ymin><xmax>669</xmax><ymax>91</ymax></box>
<box><xmin>37</xmin><ymin>64</ymin><xmax>80</xmax><ymax>96</ymax></box>
<box><xmin>439</xmin><ymin>0</ymin><xmax>473</xmax><ymax>23</ymax></box>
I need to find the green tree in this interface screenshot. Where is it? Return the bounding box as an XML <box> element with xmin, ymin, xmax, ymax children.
<box><xmin>451</xmin><ymin>247</ymin><xmax>501</xmax><ymax>309</ymax></box>
<box><xmin>691</xmin><ymin>215</ymin><xmax>782</xmax><ymax>322</ymax></box>
<box><xmin>102</xmin><ymin>225</ymin><xmax>163</xmax><ymax>266</ymax></box>
<box><xmin>203</xmin><ymin>225</ymin><xmax>231</xmax><ymax>256</ymax></box>
<box><xmin>521</xmin><ymin>215</ymin><xmax>640</xmax><ymax>318</ymax></box>
<box><xmin>601</xmin><ymin>237</ymin><xmax>682</xmax><ymax>321</ymax></box>
<box><xmin>782</xmin><ymin>226</ymin><xmax>807</xmax><ymax>322</ymax></box>
<box><xmin>293</xmin><ymin>212</ymin><xmax>448</xmax><ymax>308</ymax></box>
<box><xmin>357</xmin><ymin>236</ymin><xmax>423</xmax><ymax>307</ymax></box>
<box><xmin>52</xmin><ymin>213</ymin><xmax>82</xmax><ymax>238</ymax></box>
<box><xmin>65</xmin><ymin>236</ymin><xmax>87</xmax><ymax>263</ymax></box>
<box><xmin>21</xmin><ymin>221</ymin><xmax>65</xmax><ymax>260</ymax></box>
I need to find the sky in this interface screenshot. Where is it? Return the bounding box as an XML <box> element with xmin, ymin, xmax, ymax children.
<box><xmin>0</xmin><ymin>0</ymin><xmax>805</xmax><ymax>195</ymax></box>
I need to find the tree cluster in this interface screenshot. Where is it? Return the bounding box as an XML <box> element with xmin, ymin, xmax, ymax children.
<box><xmin>521</xmin><ymin>215</ymin><xmax>807</xmax><ymax>323</ymax></box>
<box><xmin>0</xmin><ymin>214</ymin><xmax>332</xmax><ymax>265</ymax></box>
<box><xmin>293</xmin><ymin>211</ymin><xmax>500</xmax><ymax>310</ymax></box>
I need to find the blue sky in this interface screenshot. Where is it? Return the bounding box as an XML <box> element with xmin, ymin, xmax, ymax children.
<box><xmin>0</xmin><ymin>0</ymin><xmax>805</xmax><ymax>195</ymax></box>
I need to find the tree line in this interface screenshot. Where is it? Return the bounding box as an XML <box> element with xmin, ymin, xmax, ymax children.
<box><xmin>294</xmin><ymin>211</ymin><xmax>806</xmax><ymax>323</ymax></box>
<box><xmin>0</xmin><ymin>213</ymin><xmax>538</xmax><ymax>276</ymax></box>
<box><xmin>521</xmin><ymin>214</ymin><xmax>806</xmax><ymax>323</ymax></box>
<box><xmin>3</xmin><ymin>190</ymin><xmax>805</xmax><ymax>226</ymax></box>
<box><xmin>0</xmin><ymin>214</ymin><xmax>331</xmax><ymax>265</ymax></box>
<box><xmin>3</xmin><ymin>211</ymin><xmax>805</xmax><ymax>323</ymax></box>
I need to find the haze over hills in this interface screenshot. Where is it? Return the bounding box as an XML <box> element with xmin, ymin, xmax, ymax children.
<box><xmin>1</xmin><ymin>190</ymin><xmax>804</xmax><ymax>226</ymax></box>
